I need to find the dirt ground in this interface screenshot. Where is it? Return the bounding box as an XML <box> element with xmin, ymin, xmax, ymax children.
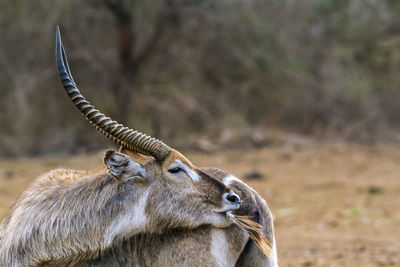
<box><xmin>0</xmin><ymin>144</ymin><xmax>399</xmax><ymax>266</ymax></box>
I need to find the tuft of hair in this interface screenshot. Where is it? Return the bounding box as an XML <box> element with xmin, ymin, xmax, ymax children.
<box><xmin>227</xmin><ymin>212</ymin><xmax>272</xmax><ymax>258</ymax></box>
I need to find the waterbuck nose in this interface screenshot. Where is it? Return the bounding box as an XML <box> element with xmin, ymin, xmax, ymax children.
<box><xmin>226</xmin><ymin>192</ymin><xmax>240</xmax><ymax>205</ymax></box>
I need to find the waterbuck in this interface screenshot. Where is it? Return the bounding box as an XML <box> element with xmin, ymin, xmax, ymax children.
<box><xmin>82</xmin><ymin>160</ymin><xmax>278</xmax><ymax>267</ymax></box>
<box><xmin>0</xmin><ymin>27</ymin><xmax>277</xmax><ymax>266</ymax></box>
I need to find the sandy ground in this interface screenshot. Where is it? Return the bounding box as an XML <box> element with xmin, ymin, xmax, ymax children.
<box><xmin>0</xmin><ymin>144</ymin><xmax>399</xmax><ymax>266</ymax></box>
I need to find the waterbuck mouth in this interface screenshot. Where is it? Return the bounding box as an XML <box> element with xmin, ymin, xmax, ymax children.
<box><xmin>213</xmin><ymin>203</ymin><xmax>240</xmax><ymax>214</ymax></box>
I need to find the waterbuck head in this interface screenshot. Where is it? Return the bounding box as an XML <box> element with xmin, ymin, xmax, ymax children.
<box><xmin>55</xmin><ymin>27</ymin><xmax>240</xmax><ymax>232</ymax></box>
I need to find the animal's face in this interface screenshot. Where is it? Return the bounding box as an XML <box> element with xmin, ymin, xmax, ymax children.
<box><xmin>104</xmin><ymin>149</ymin><xmax>240</xmax><ymax>231</ymax></box>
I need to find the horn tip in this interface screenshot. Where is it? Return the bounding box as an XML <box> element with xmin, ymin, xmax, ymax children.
<box><xmin>56</xmin><ymin>25</ymin><xmax>61</xmax><ymax>41</ymax></box>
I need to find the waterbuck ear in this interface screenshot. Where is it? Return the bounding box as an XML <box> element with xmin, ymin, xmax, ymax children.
<box><xmin>104</xmin><ymin>150</ymin><xmax>147</xmax><ymax>181</ymax></box>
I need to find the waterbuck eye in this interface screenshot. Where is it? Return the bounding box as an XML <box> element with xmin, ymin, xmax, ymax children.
<box><xmin>168</xmin><ymin>167</ymin><xmax>183</xmax><ymax>174</ymax></box>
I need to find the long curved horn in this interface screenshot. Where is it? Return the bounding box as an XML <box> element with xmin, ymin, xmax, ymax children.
<box><xmin>55</xmin><ymin>26</ymin><xmax>171</xmax><ymax>161</ymax></box>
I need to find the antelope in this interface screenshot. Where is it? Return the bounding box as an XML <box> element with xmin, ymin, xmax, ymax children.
<box><xmin>84</xmin><ymin>163</ymin><xmax>279</xmax><ymax>267</ymax></box>
<box><xmin>0</xmin><ymin>27</ymin><xmax>277</xmax><ymax>266</ymax></box>
<box><xmin>67</xmin><ymin>161</ymin><xmax>278</xmax><ymax>267</ymax></box>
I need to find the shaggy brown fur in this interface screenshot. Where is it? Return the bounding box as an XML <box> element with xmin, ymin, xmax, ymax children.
<box><xmin>0</xmin><ymin>150</ymin><xmax>242</xmax><ymax>266</ymax></box>
<box><xmin>38</xmin><ymin>168</ymin><xmax>277</xmax><ymax>267</ymax></box>
<box><xmin>0</xmin><ymin>152</ymin><xmax>277</xmax><ymax>266</ymax></box>
<box><xmin>81</xmin><ymin>167</ymin><xmax>278</xmax><ymax>267</ymax></box>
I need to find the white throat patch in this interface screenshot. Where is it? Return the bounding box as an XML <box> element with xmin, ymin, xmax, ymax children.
<box><xmin>211</xmin><ymin>229</ymin><xmax>236</xmax><ymax>267</ymax></box>
<box><xmin>104</xmin><ymin>188</ymin><xmax>150</xmax><ymax>246</ymax></box>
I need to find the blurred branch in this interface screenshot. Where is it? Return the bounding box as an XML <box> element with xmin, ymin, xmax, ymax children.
<box><xmin>99</xmin><ymin>0</ymin><xmax>182</xmax><ymax>124</ymax></box>
<box><xmin>67</xmin><ymin>33</ymin><xmax>108</xmax><ymax>75</ymax></box>
<box><xmin>134</xmin><ymin>2</ymin><xmax>180</xmax><ymax>70</ymax></box>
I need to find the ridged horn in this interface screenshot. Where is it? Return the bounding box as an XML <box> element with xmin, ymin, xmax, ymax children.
<box><xmin>55</xmin><ymin>26</ymin><xmax>171</xmax><ymax>161</ymax></box>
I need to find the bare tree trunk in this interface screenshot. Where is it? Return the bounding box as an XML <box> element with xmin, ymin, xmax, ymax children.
<box><xmin>103</xmin><ymin>0</ymin><xmax>178</xmax><ymax>125</ymax></box>
<box><xmin>111</xmin><ymin>22</ymin><xmax>135</xmax><ymax>124</ymax></box>
<box><xmin>105</xmin><ymin>0</ymin><xmax>135</xmax><ymax>124</ymax></box>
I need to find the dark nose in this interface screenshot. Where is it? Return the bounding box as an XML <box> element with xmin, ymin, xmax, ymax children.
<box><xmin>226</xmin><ymin>192</ymin><xmax>240</xmax><ymax>205</ymax></box>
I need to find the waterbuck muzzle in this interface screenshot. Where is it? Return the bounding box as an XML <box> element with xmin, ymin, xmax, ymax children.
<box><xmin>55</xmin><ymin>26</ymin><xmax>171</xmax><ymax>161</ymax></box>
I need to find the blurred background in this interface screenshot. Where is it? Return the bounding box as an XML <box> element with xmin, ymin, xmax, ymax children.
<box><xmin>1</xmin><ymin>0</ymin><xmax>400</xmax><ymax>156</ymax></box>
<box><xmin>1</xmin><ymin>1</ymin><xmax>400</xmax><ymax>266</ymax></box>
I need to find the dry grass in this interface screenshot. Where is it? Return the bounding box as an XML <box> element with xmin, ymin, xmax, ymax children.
<box><xmin>227</xmin><ymin>213</ymin><xmax>272</xmax><ymax>257</ymax></box>
<box><xmin>1</xmin><ymin>144</ymin><xmax>399</xmax><ymax>266</ymax></box>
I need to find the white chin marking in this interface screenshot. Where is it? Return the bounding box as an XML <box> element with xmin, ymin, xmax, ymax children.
<box><xmin>213</xmin><ymin>204</ymin><xmax>240</xmax><ymax>213</ymax></box>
